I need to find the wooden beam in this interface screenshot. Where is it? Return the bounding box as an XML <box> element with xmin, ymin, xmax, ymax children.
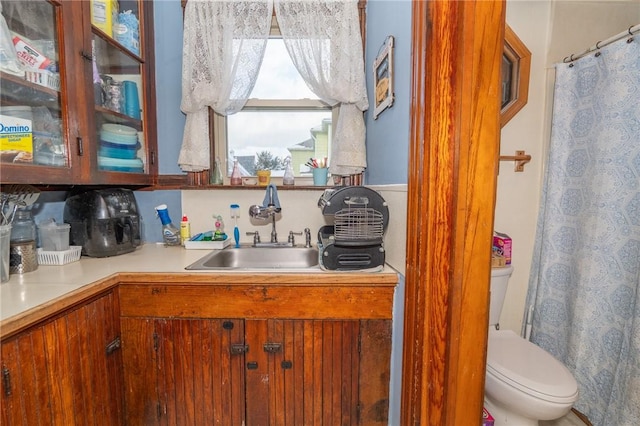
<box><xmin>402</xmin><ymin>1</ymin><xmax>505</xmax><ymax>424</ymax></box>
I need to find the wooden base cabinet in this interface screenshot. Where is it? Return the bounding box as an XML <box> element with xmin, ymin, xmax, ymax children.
<box><xmin>122</xmin><ymin>317</ymin><xmax>390</xmax><ymax>426</ymax></box>
<box><xmin>119</xmin><ymin>281</ymin><xmax>394</xmax><ymax>426</ymax></box>
<box><xmin>0</xmin><ymin>291</ymin><xmax>123</xmax><ymax>426</ymax></box>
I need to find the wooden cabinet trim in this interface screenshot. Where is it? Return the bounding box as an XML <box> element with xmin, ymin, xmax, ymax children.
<box><xmin>1</xmin><ymin>272</ymin><xmax>397</xmax><ymax>339</ymax></box>
<box><xmin>119</xmin><ymin>284</ymin><xmax>395</xmax><ymax>320</ymax></box>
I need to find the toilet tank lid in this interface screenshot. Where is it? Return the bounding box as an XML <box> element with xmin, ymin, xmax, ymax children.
<box><xmin>490</xmin><ymin>265</ymin><xmax>514</xmax><ymax>277</ymax></box>
<box><xmin>487</xmin><ymin>330</ymin><xmax>578</xmax><ymax>403</ymax></box>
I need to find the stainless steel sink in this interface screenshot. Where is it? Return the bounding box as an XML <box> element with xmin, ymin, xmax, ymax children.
<box><xmin>185</xmin><ymin>246</ymin><xmax>319</xmax><ymax>270</ymax></box>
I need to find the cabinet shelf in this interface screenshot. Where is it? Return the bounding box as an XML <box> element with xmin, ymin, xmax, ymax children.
<box><xmin>95</xmin><ymin>105</ymin><xmax>143</xmax><ymax>131</ymax></box>
<box><xmin>0</xmin><ymin>71</ymin><xmax>60</xmax><ymax>108</ymax></box>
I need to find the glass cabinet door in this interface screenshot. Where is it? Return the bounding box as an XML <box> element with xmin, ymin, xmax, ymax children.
<box><xmin>91</xmin><ymin>0</ymin><xmax>146</xmax><ymax>174</ymax></box>
<box><xmin>0</xmin><ymin>0</ymin><xmax>67</xmax><ymax>169</ymax></box>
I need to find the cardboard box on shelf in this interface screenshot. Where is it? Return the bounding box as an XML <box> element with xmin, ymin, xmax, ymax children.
<box><xmin>91</xmin><ymin>0</ymin><xmax>119</xmax><ymax>37</ymax></box>
<box><xmin>0</xmin><ymin>113</ymin><xmax>33</xmax><ymax>163</ymax></box>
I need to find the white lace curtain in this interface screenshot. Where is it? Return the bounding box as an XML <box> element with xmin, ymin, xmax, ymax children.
<box><xmin>275</xmin><ymin>0</ymin><xmax>368</xmax><ymax>175</ymax></box>
<box><xmin>179</xmin><ymin>0</ymin><xmax>273</xmax><ymax>172</ymax></box>
<box><xmin>180</xmin><ymin>0</ymin><xmax>369</xmax><ymax>176</ymax></box>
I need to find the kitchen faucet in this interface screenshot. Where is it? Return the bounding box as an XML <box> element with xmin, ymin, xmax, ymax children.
<box><xmin>248</xmin><ymin>184</ymin><xmax>285</xmax><ymax>246</ymax></box>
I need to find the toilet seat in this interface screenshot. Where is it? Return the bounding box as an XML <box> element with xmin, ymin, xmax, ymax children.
<box><xmin>486</xmin><ymin>330</ymin><xmax>578</xmax><ymax>404</ymax></box>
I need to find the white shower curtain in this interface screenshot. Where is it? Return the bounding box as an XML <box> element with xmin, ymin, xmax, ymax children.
<box><xmin>525</xmin><ymin>35</ymin><xmax>640</xmax><ymax>425</ymax></box>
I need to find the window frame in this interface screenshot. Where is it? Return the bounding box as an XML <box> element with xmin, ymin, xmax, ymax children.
<box><xmin>192</xmin><ymin>1</ymin><xmax>367</xmax><ymax>188</ymax></box>
<box><xmin>213</xmin><ymin>20</ymin><xmax>337</xmax><ymax>186</ymax></box>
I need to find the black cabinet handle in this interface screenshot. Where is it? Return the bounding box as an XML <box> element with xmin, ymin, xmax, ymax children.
<box><xmin>106</xmin><ymin>337</ymin><xmax>121</xmax><ymax>355</ymax></box>
<box><xmin>2</xmin><ymin>367</ymin><xmax>11</xmax><ymax>396</ymax></box>
<box><xmin>231</xmin><ymin>344</ymin><xmax>248</xmax><ymax>355</ymax></box>
<box><xmin>246</xmin><ymin>361</ymin><xmax>258</xmax><ymax>370</ymax></box>
<box><xmin>77</xmin><ymin>137</ymin><xmax>84</xmax><ymax>156</ymax></box>
<box><xmin>263</xmin><ymin>342</ymin><xmax>282</xmax><ymax>353</ymax></box>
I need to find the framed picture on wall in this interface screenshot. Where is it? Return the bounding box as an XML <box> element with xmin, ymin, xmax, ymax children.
<box><xmin>373</xmin><ymin>35</ymin><xmax>395</xmax><ymax>119</ymax></box>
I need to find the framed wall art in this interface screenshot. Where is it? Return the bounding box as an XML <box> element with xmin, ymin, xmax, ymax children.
<box><xmin>373</xmin><ymin>35</ymin><xmax>394</xmax><ymax>119</ymax></box>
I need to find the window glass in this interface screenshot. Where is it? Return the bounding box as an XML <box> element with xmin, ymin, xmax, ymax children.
<box><xmin>251</xmin><ymin>39</ymin><xmax>317</xmax><ymax>100</ymax></box>
<box><xmin>223</xmin><ymin>39</ymin><xmax>332</xmax><ymax>178</ymax></box>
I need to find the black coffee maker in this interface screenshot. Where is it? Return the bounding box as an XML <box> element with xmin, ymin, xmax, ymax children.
<box><xmin>64</xmin><ymin>188</ymin><xmax>141</xmax><ymax>257</ymax></box>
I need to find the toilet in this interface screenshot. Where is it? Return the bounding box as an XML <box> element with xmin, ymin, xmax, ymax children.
<box><xmin>485</xmin><ymin>266</ymin><xmax>579</xmax><ymax>426</ymax></box>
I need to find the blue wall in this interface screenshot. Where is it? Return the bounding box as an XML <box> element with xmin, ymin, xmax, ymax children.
<box><xmin>364</xmin><ymin>0</ymin><xmax>412</xmax><ymax>185</ymax></box>
<box><xmin>154</xmin><ymin>0</ymin><xmax>186</xmax><ymax>175</ymax></box>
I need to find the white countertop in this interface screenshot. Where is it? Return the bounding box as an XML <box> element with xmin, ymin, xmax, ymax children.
<box><xmin>1</xmin><ymin>244</ymin><xmax>396</xmax><ymax>322</ymax></box>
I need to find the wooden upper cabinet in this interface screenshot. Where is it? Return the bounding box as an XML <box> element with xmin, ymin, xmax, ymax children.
<box><xmin>0</xmin><ymin>0</ymin><xmax>157</xmax><ymax>185</ymax></box>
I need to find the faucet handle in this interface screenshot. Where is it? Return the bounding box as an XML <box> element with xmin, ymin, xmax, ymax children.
<box><xmin>246</xmin><ymin>231</ymin><xmax>261</xmax><ymax>245</ymax></box>
<box><xmin>288</xmin><ymin>231</ymin><xmax>302</xmax><ymax>245</ymax></box>
<box><xmin>304</xmin><ymin>228</ymin><xmax>312</xmax><ymax>248</ymax></box>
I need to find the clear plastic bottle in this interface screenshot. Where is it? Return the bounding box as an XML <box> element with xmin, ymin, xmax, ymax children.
<box><xmin>155</xmin><ymin>204</ymin><xmax>181</xmax><ymax>246</ymax></box>
<box><xmin>283</xmin><ymin>157</ymin><xmax>295</xmax><ymax>186</ymax></box>
<box><xmin>230</xmin><ymin>158</ymin><xmax>242</xmax><ymax>186</ymax></box>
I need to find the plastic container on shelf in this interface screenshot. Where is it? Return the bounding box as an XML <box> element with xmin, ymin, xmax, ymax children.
<box><xmin>38</xmin><ymin>221</ymin><xmax>70</xmax><ymax>251</ymax></box>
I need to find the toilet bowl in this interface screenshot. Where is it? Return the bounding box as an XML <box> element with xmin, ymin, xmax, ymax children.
<box><xmin>485</xmin><ymin>266</ymin><xmax>578</xmax><ymax>426</ymax></box>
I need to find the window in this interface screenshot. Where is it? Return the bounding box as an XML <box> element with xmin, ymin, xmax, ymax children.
<box><xmin>214</xmin><ymin>37</ymin><xmax>334</xmax><ymax>183</ymax></box>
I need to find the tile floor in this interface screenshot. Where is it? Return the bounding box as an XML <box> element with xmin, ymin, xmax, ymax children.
<box><xmin>540</xmin><ymin>410</ymin><xmax>590</xmax><ymax>426</ymax></box>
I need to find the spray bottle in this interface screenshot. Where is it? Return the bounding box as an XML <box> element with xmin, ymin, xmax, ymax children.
<box><xmin>155</xmin><ymin>204</ymin><xmax>181</xmax><ymax>246</ymax></box>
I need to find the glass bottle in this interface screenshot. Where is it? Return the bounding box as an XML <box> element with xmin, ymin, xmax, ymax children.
<box><xmin>230</xmin><ymin>158</ymin><xmax>242</xmax><ymax>186</ymax></box>
<box><xmin>283</xmin><ymin>157</ymin><xmax>294</xmax><ymax>186</ymax></box>
<box><xmin>210</xmin><ymin>156</ymin><xmax>224</xmax><ymax>185</ymax></box>
<box><xmin>10</xmin><ymin>210</ymin><xmax>36</xmax><ymax>243</ymax></box>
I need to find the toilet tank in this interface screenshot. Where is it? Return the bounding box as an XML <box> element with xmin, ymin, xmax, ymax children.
<box><xmin>489</xmin><ymin>266</ymin><xmax>514</xmax><ymax>327</ymax></box>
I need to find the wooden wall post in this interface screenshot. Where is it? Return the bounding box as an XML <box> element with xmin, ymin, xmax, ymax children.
<box><xmin>402</xmin><ymin>1</ymin><xmax>505</xmax><ymax>424</ymax></box>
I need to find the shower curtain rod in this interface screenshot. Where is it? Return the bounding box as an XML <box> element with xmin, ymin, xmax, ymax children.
<box><xmin>563</xmin><ymin>23</ymin><xmax>640</xmax><ymax>63</ymax></box>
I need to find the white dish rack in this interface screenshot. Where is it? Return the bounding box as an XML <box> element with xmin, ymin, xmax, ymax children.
<box><xmin>37</xmin><ymin>246</ymin><xmax>82</xmax><ymax>265</ymax></box>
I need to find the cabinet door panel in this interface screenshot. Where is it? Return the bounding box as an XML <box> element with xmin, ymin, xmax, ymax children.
<box><xmin>1</xmin><ymin>327</ymin><xmax>52</xmax><ymax>426</ymax></box>
<box><xmin>43</xmin><ymin>293</ymin><xmax>123</xmax><ymax>425</ymax></box>
<box><xmin>121</xmin><ymin>317</ymin><xmax>157</xmax><ymax>423</ymax></box>
<box><xmin>246</xmin><ymin>319</ymin><xmax>361</xmax><ymax>426</ymax></box>
<box><xmin>157</xmin><ymin>318</ymin><xmax>246</xmax><ymax>426</ymax></box>
<box><xmin>1</xmin><ymin>291</ymin><xmax>122</xmax><ymax>426</ymax></box>
<box><xmin>123</xmin><ymin>318</ymin><xmax>246</xmax><ymax>426</ymax></box>
<box><xmin>358</xmin><ymin>320</ymin><xmax>392</xmax><ymax>425</ymax></box>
